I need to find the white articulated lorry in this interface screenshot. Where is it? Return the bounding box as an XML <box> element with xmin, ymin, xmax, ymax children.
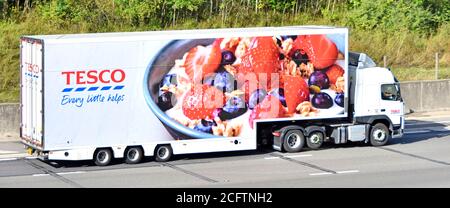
<box><xmin>20</xmin><ymin>26</ymin><xmax>404</xmax><ymax>166</ymax></box>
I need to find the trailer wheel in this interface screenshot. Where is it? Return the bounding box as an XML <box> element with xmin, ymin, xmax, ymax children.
<box><xmin>155</xmin><ymin>145</ymin><xmax>173</xmax><ymax>162</ymax></box>
<box><xmin>370</xmin><ymin>123</ymin><xmax>390</xmax><ymax>146</ymax></box>
<box><xmin>94</xmin><ymin>148</ymin><xmax>113</xmax><ymax>166</ymax></box>
<box><xmin>283</xmin><ymin>130</ymin><xmax>305</xmax><ymax>152</ymax></box>
<box><xmin>306</xmin><ymin>131</ymin><xmax>324</xmax><ymax>150</ymax></box>
<box><xmin>124</xmin><ymin>146</ymin><xmax>144</xmax><ymax>164</ymax></box>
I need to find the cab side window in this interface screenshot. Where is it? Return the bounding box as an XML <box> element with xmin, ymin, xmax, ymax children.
<box><xmin>381</xmin><ymin>84</ymin><xmax>400</xmax><ymax>101</ymax></box>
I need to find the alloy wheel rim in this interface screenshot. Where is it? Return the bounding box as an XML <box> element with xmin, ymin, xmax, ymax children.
<box><xmin>287</xmin><ymin>133</ymin><xmax>301</xmax><ymax>148</ymax></box>
<box><xmin>128</xmin><ymin>149</ymin><xmax>138</xmax><ymax>161</ymax></box>
<box><xmin>310</xmin><ymin>134</ymin><xmax>321</xmax><ymax>144</ymax></box>
<box><xmin>373</xmin><ymin>129</ymin><xmax>386</xmax><ymax>141</ymax></box>
<box><xmin>158</xmin><ymin>147</ymin><xmax>168</xmax><ymax>159</ymax></box>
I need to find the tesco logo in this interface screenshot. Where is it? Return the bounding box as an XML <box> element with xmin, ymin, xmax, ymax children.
<box><xmin>25</xmin><ymin>62</ymin><xmax>40</xmax><ymax>74</ymax></box>
<box><xmin>61</xmin><ymin>69</ymin><xmax>125</xmax><ymax>85</ymax></box>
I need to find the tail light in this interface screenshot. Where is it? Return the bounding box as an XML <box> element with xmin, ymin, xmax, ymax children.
<box><xmin>272</xmin><ymin>131</ymin><xmax>281</xmax><ymax>137</ymax></box>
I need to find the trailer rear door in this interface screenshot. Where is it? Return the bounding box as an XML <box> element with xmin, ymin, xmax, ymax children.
<box><xmin>20</xmin><ymin>38</ymin><xmax>44</xmax><ymax>149</ymax></box>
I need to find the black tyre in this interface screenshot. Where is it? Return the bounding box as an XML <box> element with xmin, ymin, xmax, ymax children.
<box><xmin>124</xmin><ymin>146</ymin><xmax>144</xmax><ymax>164</ymax></box>
<box><xmin>282</xmin><ymin>130</ymin><xmax>305</xmax><ymax>152</ymax></box>
<box><xmin>306</xmin><ymin>131</ymin><xmax>324</xmax><ymax>150</ymax></box>
<box><xmin>370</xmin><ymin>123</ymin><xmax>390</xmax><ymax>146</ymax></box>
<box><xmin>155</xmin><ymin>145</ymin><xmax>173</xmax><ymax>162</ymax></box>
<box><xmin>94</xmin><ymin>148</ymin><xmax>113</xmax><ymax>166</ymax></box>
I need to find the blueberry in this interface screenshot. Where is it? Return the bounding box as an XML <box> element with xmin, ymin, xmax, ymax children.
<box><xmin>311</xmin><ymin>92</ymin><xmax>333</xmax><ymax>109</ymax></box>
<box><xmin>212</xmin><ymin>69</ymin><xmax>237</xmax><ymax>93</ymax></box>
<box><xmin>249</xmin><ymin>89</ymin><xmax>267</xmax><ymax>109</ymax></box>
<box><xmin>221</xmin><ymin>50</ymin><xmax>236</xmax><ymax>65</ymax></box>
<box><xmin>160</xmin><ymin>74</ymin><xmax>177</xmax><ymax>88</ymax></box>
<box><xmin>308</xmin><ymin>71</ymin><xmax>330</xmax><ymax>89</ymax></box>
<box><xmin>292</xmin><ymin>49</ymin><xmax>308</xmax><ymax>66</ymax></box>
<box><xmin>279</xmin><ymin>53</ymin><xmax>285</xmax><ymax>60</ymax></box>
<box><xmin>193</xmin><ymin>119</ymin><xmax>216</xmax><ymax>134</ymax></box>
<box><xmin>157</xmin><ymin>91</ymin><xmax>175</xmax><ymax>111</ymax></box>
<box><xmin>335</xmin><ymin>93</ymin><xmax>344</xmax><ymax>107</ymax></box>
<box><xmin>219</xmin><ymin>96</ymin><xmax>247</xmax><ymax>120</ymax></box>
<box><xmin>281</xmin><ymin>35</ymin><xmax>297</xmax><ymax>41</ymax></box>
<box><xmin>269</xmin><ymin>88</ymin><xmax>287</xmax><ymax>107</ymax></box>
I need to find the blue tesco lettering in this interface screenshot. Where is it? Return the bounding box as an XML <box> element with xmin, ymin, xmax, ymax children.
<box><xmin>61</xmin><ymin>95</ymin><xmax>84</xmax><ymax>107</ymax></box>
<box><xmin>107</xmin><ymin>93</ymin><xmax>125</xmax><ymax>104</ymax></box>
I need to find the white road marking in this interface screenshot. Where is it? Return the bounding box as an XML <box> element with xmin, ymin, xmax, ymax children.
<box><xmin>287</xmin><ymin>154</ymin><xmax>313</xmax><ymax>158</ymax></box>
<box><xmin>0</xmin><ymin>153</ymin><xmax>30</xmax><ymax>159</ymax></box>
<box><xmin>264</xmin><ymin>154</ymin><xmax>312</xmax><ymax>160</ymax></box>
<box><xmin>57</xmin><ymin>171</ymin><xmax>86</xmax><ymax>175</ymax></box>
<box><xmin>309</xmin><ymin>172</ymin><xmax>333</xmax><ymax>176</ymax></box>
<box><xmin>405</xmin><ymin>120</ymin><xmax>450</xmax><ymax>125</ymax></box>
<box><xmin>32</xmin><ymin>171</ymin><xmax>86</xmax><ymax>177</ymax></box>
<box><xmin>264</xmin><ymin>157</ymin><xmax>278</xmax><ymax>160</ymax></box>
<box><xmin>264</xmin><ymin>157</ymin><xmax>280</xmax><ymax>160</ymax></box>
<box><xmin>336</xmin><ymin>170</ymin><xmax>360</xmax><ymax>174</ymax></box>
<box><xmin>405</xmin><ymin>120</ymin><xmax>450</xmax><ymax>126</ymax></box>
<box><xmin>0</xmin><ymin>158</ymin><xmax>18</xmax><ymax>161</ymax></box>
<box><xmin>25</xmin><ymin>156</ymin><xmax>37</xmax><ymax>159</ymax></box>
<box><xmin>0</xmin><ymin>150</ymin><xmax>19</xmax><ymax>154</ymax></box>
<box><xmin>32</xmin><ymin>174</ymin><xmax>49</xmax><ymax>177</ymax></box>
<box><xmin>405</xmin><ymin>126</ymin><xmax>450</xmax><ymax>134</ymax></box>
<box><xmin>310</xmin><ymin>170</ymin><xmax>360</xmax><ymax>176</ymax></box>
<box><xmin>405</xmin><ymin>130</ymin><xmax>430</xmax><ymax>134</ymax></box>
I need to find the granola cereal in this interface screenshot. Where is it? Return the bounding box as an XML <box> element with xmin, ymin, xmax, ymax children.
<box><xmin>211</xmin><ymin>117</ymin><xmax>242</xmax><ymax>137</ymax></box>
<box><xmin>234</xmin><ymin>37</ymin><xmax>251</xmax><ymax>58</ymax></box>
<box><xmin>296</xmin><ymin>101</ymin><xmax>319</xmax><ymax>117</ymax></box>
<box><xmin>330</xmin><ymin>76</ymin><xmax>345</xmax><ymax>93</ymax></box>
<box><xmin>282</xmin><ymin>38</ymin><xmax>294</xmax><ymax>55</ymax></box>
<box><xmin>299</xmin><ymin>62</ymin><xmax>314</xmax><ymax>79</ymax></box>
<box><xmin>220</xmin><ymin>37</ymin><xmax>240</xmax><ymax>50</ymax></box>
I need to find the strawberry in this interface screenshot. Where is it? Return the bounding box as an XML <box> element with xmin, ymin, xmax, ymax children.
<box><xmin>249</xmin><ymin>95</ymin><xmax>287</xmax><ymax>128</ymax></box>
<box><xmin>184</xmin><ymin>41</ymin><xmax>221</xmax><ymax>83</ymax></box>
<box><xmin>239</xmin><ymin>37</ymin><xmax>280</xmax><ymax>80</ymax></box>
<box><xmin>283</xmin><ymin>75</ymin><xmax>310</xmax><ymax>114</ymax></box>
<box><xmin>182</xmin><ymin>85</ymin><xmax>225</xmax><ymax>120</ymax></box>
<box><xmin>293</xmin><ymin>35</ymin><xmax>338</xmax><ymax>69</ymax></box>
<box><xmin>325</xmin><ymin>64</ymin><xmax>344</xmax><ymax>85</ymax></box>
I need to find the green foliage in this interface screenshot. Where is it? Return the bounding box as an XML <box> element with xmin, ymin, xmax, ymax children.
<box><xmin>346</xmin><ymin>0</ymin><xmax>449</xmax><ymax>35</ymax></box>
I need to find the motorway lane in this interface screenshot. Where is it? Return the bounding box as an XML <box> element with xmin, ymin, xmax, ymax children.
<box><xmin>0</xmin><ymin>119</ymin><xmax>449</xmax><ymax>187</ymax></box>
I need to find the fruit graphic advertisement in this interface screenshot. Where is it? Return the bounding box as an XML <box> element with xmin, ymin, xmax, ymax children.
<box><xmin>147</xmin><ymin>32</ymin><xmax>347</xmax><ymax>139</ymax></box>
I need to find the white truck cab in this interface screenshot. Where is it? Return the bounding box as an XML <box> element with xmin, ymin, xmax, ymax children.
<box><xmin>350</xmin><ymin>52</ymin><xmax>404</xmax><ymax>139</ymax></box>
<box><xmin>272</xmin><ymin>52</ymin><xmax>404</xmax><ymax>152</ymax></box>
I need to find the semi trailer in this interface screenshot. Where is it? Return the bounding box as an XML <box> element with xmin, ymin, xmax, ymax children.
<box><xmin>20</xmin><ymin>26</ymin><xmax>404</xmax><ymax>166</ymax></box>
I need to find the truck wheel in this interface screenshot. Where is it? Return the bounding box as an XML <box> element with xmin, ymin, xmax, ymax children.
<box><xmin>306</xmin><ymin>131</ymin><xmax>324</xmax><ymax>150</ymax></box>
<box><xmin>155</xmin><ymin>145</ymin><xmax>173</xmax><ymax>162</ymax></box>
<box><xmin>124</xmin><ymin>147</ymin><xmax>143</xmax><ymax>164</ymax></box>
<box><xmin>370</xmin><ymin>123</ymin><xmax>390</xmax><ymax>146</ymax></box>
<box><xmin>283</xmin><ymin>130</ymin><xmax>305</xmax><ymax>152</ymax></box>
<box><xmin>94</xmin><ymin>148</ymin><xmax>113</xmax><ymax>166</ymax></box>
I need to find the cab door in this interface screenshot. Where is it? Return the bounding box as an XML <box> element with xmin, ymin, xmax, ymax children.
<box><xmin>379</xmin><ymin>83</ymin><xmax>404</xmax><ymax>127</ymax></box>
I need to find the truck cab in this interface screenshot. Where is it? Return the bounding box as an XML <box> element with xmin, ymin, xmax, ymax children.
<box><xmin>272</xmin><ymin>52</ymin><xmax>404</xmax><ymax>152</ymax></box>
<box><xmin>349</xmin><ymin>52</ymin><xmax>404</xmax><ymax>140</ymax></box>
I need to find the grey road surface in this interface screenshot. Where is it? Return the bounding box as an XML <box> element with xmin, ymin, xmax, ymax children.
<box><xmin>0</xmin><ymin>118</ymin><xmax>449</xmax><ymax>188</ymax></box>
